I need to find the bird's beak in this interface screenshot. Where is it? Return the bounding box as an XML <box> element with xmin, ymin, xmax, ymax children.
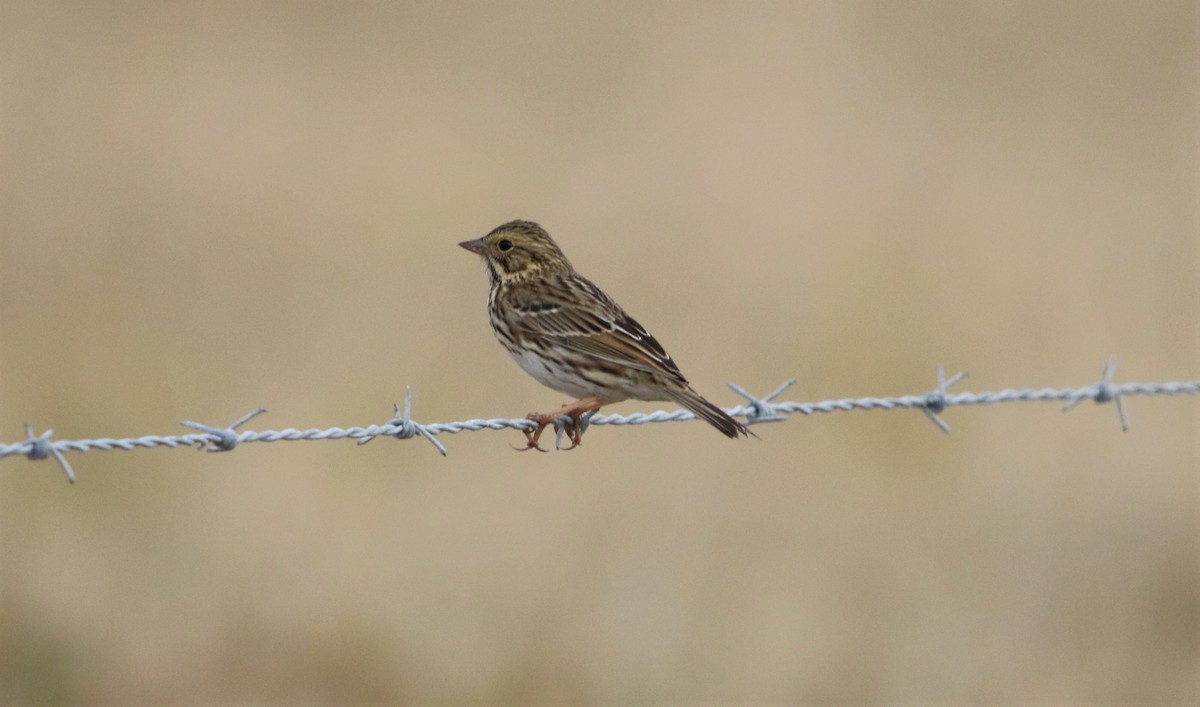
<box><xmin>458</xmin><ymin>238</ymin><xmax>487</xmax><ymax>255</ymax></box>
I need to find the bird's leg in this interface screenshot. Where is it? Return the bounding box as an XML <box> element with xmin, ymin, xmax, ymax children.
<box><xmin>554</xmin><ymin>396</ymin><xmax>613</xmax><ymax>450</ymax></box>
<box><xmin>517</xmin><ymin>417</ymin><xmax>553</xmax><ymax>453</ymax></box>
<box><xmin>518</xmin><ymin>396</ymin><xmax>613</xmax><ymax>452</ymax></box>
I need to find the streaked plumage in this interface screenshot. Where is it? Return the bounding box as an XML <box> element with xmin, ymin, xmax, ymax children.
<box><xmin>459</xmin><ymin>220</ymin><xmax>752</xmax><ymax>450</ymax></box>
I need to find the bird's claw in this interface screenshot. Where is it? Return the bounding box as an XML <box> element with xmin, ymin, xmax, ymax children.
<box><xmin>513</xmin><ymin>415</ymin><xmax>553</xmax><ymax>452</ymax></box>
<box><xmin>514</xmin><ymin>410</ymin><xmax>587</xmax><ymax>452</ymax></box>
<box><xmin>514</xmin><ymin>422</ymin><xmax>551</xmax><ymax>452</ymax></box>
<box><xmin>557</xmin><ymin>414</ymin><xmax>585</xmax><ymax>451</ymax></box>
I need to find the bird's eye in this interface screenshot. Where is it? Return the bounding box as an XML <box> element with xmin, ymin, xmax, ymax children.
<box><xmin>498</xmin><ymin>239</ymin><xmax>513</xmax><ymax>251</ymax></box>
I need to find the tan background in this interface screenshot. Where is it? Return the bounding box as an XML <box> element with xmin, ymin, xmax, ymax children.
<box><xmin>1</xmin><ymin>1</ymin><xmax>1195</xmax><ymax>704</ymax></box>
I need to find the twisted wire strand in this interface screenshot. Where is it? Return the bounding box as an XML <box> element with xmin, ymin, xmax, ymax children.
<box><xmin>3</xmin><ymin>362</ymin><xmax>1197</xmax><ymax>484</ymax></box>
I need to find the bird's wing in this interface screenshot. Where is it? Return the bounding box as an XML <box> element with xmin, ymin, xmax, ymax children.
<box><xmin>505</xmin><ymin>275</ymin><xmax>688</xmax><ymax>383</ymax></box>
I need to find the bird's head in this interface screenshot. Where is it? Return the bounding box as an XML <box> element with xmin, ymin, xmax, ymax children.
<box><xmin>459</xmin><ymin>220</ymin><xmax>573</xmax><ymax>286</ymax></box>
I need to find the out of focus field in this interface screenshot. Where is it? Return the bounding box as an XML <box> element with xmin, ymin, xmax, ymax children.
<box><xmin>1</xmin><ymin>2</ymin><xmax>1194</xmax><ymax>703</ymax></box>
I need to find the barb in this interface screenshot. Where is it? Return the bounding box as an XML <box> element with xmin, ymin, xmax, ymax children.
<box><xmin>919</xmin><ymin>366</ymin><xmax>969</xmax><ymax>433</ymax></box>
<box><xmin>180</xmin><ymin>408</ymin><xmax>268</xmax><ymax>452</ymax></box>
<box><xmin>2</xmin><ymin>359</ymin><xmax>1197</xmax><ymax>482</ymax></box>
<box><xmin>22</xmin><ymin>425</ymin><xmax>76</xmax><ymax>484</ymax></box>
<box><xmin>729</xmin><ymin>379</ymin><xmax>794</xmax><ymax>425</ymax></box>
<box><xmin>357</xmin><ymin>387</ymin><xmax>447</xmax><ymax>456</ymax></box>
<box><xmin>1062</xmin><ymin>359</ymin><xmax>1129</xmax><ymax>431</ymax></box>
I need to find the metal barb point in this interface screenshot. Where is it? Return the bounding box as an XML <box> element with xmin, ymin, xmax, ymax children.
<box><xmin>550</xmin><ymin>410</ymin><xmax>594</xmax><ymax>450</ymax></box>
<box><xmin>1063</xmin><ymin>359</ymin><xmax>1129</xmax><ymax>431</ymax></box>
<box><xmin>180</xmin><ymin>408</ymin><xmax>267</xmax><ymax>452</ymax></box>
<box><xmin>728</xmin><ymin>379</ymin><xmax>795</xmax><ymax>425</ymax></box>
<box><xmin>553</xmin><ymin>418</ymin><xmax>567</xmax><ymax>450</ymax></box>
<box><xmin>358</xmin><ymin>387</ymin><xmax>447</xmax><ymax>456</ymax></box>
<box><xmin>23</xmin><ymin>424</ymin><xmax>75</xmax><ymax>484</ymax></box>
<box><xmin>921</xmin><ymin>366</ymin><xmax>968</xmax><ymax>434</ymax></box>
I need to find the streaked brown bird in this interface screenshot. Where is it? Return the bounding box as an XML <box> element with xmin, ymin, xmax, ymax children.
<box><xmin>459</xmin><ymin>220</ymin><xmax>753</xmax><ymax>451</ymax></box>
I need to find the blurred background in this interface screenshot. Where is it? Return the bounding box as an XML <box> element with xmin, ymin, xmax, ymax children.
<box><xmin>1</xmin><ymin>1</ymin><xmax>1195</xmax><ymax>704</ymax></box>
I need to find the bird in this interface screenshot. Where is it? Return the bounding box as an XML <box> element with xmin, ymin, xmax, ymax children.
<box><xmin>459</xmin><ymin>220</ymin><xmax>753</xmax><ymax>451</ymax></box>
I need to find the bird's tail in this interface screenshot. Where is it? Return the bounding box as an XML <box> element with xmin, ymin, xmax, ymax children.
<box><xmin>666</xmin><ymin>386</ymin><xmax>754</xmax><ymax>439</ymax></box>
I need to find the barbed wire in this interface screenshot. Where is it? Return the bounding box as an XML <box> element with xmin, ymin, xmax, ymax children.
<box><xmin>2</xmin><ymin>360</ymin><xmax>1197</xmax><ymax>484</ymax></box>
